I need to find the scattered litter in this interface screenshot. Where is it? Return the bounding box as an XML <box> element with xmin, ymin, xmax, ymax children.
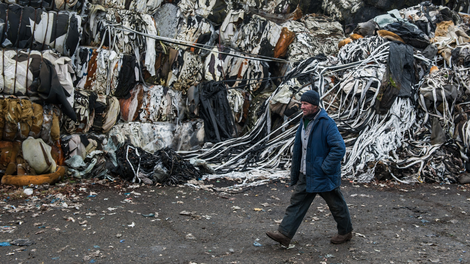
<box><xmin>65</xmin><ymin>217</ymin><xmax>75</xmax><ymax>222</ymax></box>
<box><xmin>57</xmin><ymin>245</ymin><xmax>69</xmax><ymax>253</ymax></box>
<box><xmin>179</xmin><ymin>211</ymin><xmax>194</xmax><ymax>216</ymax></box>
<box><xmin>186</xmin><ymin>233</ymin><xmax>196</xmax><ymax>240</ymax></box>
<box><xmin>10</xmin><ymin>239</ymin><xmax>35</xmax><ymax>246</ymax></box>
<box><xmin>0</xmin><ymin>226</ymin><xmax>16</xmax><ymax>233</ymax></box>
<box><xmin>142</xmin><ymin>213</ymin><xmax>156</xmax><ymax>217</ymax></box>
<box><xmin>23</xmin><ymin>188</ymin><xmax>33</xmax><ymax>196</ymax></box>
<box><xmin>355</xmin><ymin>233</ymin><xmax>366</xmax><ymax>238</ymax></box>
<box><xmin>83</xmin><ymin>250</ymin><xmax>101</xmax><ymax>261</ymax></box>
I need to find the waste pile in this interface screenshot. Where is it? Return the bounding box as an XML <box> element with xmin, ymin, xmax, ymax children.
<box><xmin>0</xmin><ymin>0</ymin><xmax>468</xmax><ymax>189</ymax></box>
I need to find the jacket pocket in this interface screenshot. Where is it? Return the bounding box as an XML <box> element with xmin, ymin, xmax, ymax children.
<box><xmin>314</xmin><ymin>157</ymin><xmax>325</xmax><ymax>176</ymax></box>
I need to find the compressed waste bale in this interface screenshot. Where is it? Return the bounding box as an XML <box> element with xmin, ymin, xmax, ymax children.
<box><xmin>75</xmin><ymin>48</ymin><xmax>139</xmax><ymax>97</ymax></box>
<box><xmin>139</xmin><ymin>85</ymin><xmax>184</xmax><ymax>123</ymax></box>
<box><xmin>108</xmin><ymin>122</ymin><xmax>176</xmax><ymax>154</ymax></box>
<box><xmin>0</xmin><ymin>3</ymin><xmax>82</xmax><ymax>55</ymax></box>
<box><xmin>0</xmin><ymin>49</ymin><xmax>75</xmax><ymax>120</ymax></box>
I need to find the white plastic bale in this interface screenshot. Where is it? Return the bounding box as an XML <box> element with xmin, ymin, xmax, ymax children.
<box><xmin>1</xmin><ymin>50</ymin><xmax>32</xmax><ymax>95</ymax></box>
<box><xmin>108</xmin><ymin>122</ymin><xmax>176</xmax><ymax>154</ymax></box>
<box><xmin>139</xmin><ymin>85</ymin><xmax>184</xmax><ymax>123</ymax></box>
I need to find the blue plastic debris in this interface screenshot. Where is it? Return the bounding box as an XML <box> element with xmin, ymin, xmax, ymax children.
<box><xmin>0</xmin><ymin>242</ymin><xmax>11</xmax><ymax>246</ymax></box>
<box><xmin>94</xmin><ymin>245</ymin><xmax>100</xmax><ymax>248</ymax></box>
<box><xmin>142</xmin><ymin>213</ymin><xmax>155</xmax><ymax>217</ymax></box>
<box><xmin>253</xmin><ymin>241</ymin><xmax>262</xmax><ymax>247</ymax></box>
<box><xmin>120</xmin><ymin>240</ymin><xmax>125</xmax><ymax>243</ymax></box>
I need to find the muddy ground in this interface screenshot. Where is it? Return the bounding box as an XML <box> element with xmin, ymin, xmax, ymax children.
<box><xmin>0</xmin><ymin>178</ymin><xmax>469</xmax><ymax>264</ymax></box>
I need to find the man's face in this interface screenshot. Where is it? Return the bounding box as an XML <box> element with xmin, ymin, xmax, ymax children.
<box><xmin>301</xmin><ymin>101</ymin><xmax>318</xmax><ymax>116</ymax></box>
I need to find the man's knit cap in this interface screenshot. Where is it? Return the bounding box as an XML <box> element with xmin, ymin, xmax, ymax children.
<box><xmin>300</xmin><ymin>90</ymin><xmax>319</xmax><ymax>106</ymax></box>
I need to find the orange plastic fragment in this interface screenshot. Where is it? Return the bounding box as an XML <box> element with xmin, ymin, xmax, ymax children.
<box><xmin>1</xmin><ymin>166</ymin><xmax>66</xmax><ymax>186</ymax></box>
<box><xmin>377</xmin><ymin>30</ymin><xmax>405</xmax><ymax>43</ymax></box>
<box><xmin>338</xmin><ymin>38</ymin><xmax>352</xmax><ymax>49</ymax></box>
<box><xmin>274</xmin><ymin>27</ymin><xmax>295</xmax><ymax>58</ymax></box>
<box><xmin>350</xmin><ymin>34</ymin><xmax>363</xmax><ymax>40</ymax></box>
<box><xmin>430</xmin><ymin>65</ymin><xmax>439</xmax><ymax>73</ymax></box>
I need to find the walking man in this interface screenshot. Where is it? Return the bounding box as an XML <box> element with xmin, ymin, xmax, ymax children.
<box><xmin>266</xmin><ymin>90</ymin><xmax>353</xmax><ymax>247</ymax></box>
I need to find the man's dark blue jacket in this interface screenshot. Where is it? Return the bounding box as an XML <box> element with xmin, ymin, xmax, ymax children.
<box><xmin>290</xmin><ymin>108</ymin><xmax>346</xmax><ymax>193</ymax></box>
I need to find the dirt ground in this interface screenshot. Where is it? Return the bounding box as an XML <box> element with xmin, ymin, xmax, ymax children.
<box><xmin>0</xmin><ymin>177</ymin><xmax>469</xmax><ymax>264</ymax></box>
